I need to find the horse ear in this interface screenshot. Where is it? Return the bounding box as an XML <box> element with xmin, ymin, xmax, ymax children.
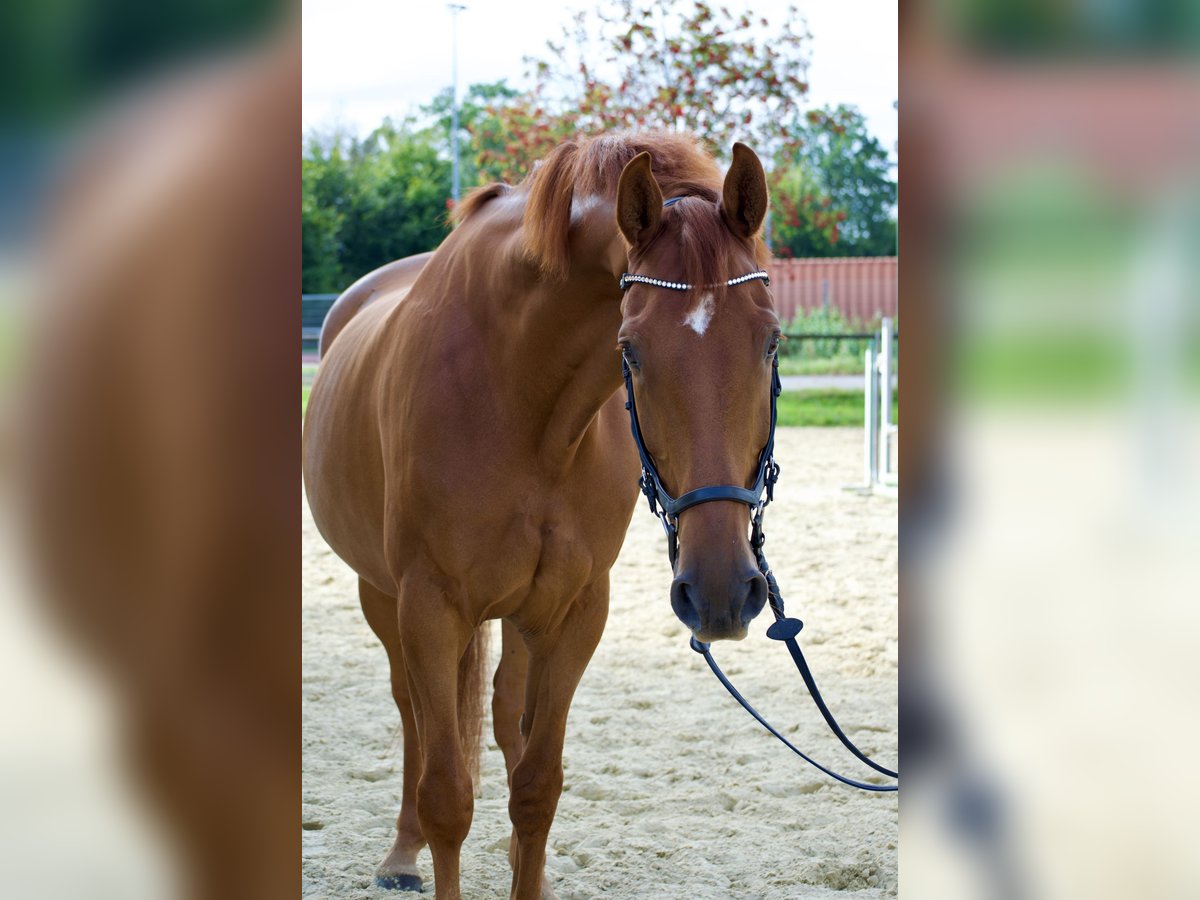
<box><xmin>616</xmin><ymin>151</ymin><xmax>664</xmax><ymax>248</ymax></box>
<box><xmin>721</xmin><ymin>143</ymin><xmax>768</xmax><ymax>239</ymax></box>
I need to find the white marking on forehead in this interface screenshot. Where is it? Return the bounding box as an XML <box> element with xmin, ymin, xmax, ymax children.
<box><xmin>683</xmin><ymin>292</ymin><xmax>715</xmax><ymax>336</ymax></box>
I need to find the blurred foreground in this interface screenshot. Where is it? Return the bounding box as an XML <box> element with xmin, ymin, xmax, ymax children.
<box><xmin>900</xmin><ymin>2</ymin><xmax>1199</xmax><ymax>898</ymax></box>
<box><xmin>2</xmin><ymin>4</ymin><xmax>298</xmax><ymax>899</ymax></box>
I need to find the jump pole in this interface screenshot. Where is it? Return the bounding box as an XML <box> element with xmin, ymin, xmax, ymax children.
<box><xmin>846</xmin><ymin>317</ymin><xmax>896</xmax><ymax>496</ymax></box>
<box><xmin>878</xmin><ymin>317</ymin><xmax>897</xmax><ymax>491</ymax></box>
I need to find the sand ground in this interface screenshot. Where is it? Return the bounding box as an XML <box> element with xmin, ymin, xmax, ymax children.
<box><xmin>302</xmin><ymin>427</ymin><xmax>897</xmax><ymax>898</ymax></box>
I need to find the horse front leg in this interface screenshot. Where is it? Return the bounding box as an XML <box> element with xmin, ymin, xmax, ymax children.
<box><xmin>508</xmin><ymin>577</ymin><xmax>609</xmax><ymax>900</ymax></box>
<box><xmin>396</xmin><ymin>571</ymin><xmax>477</xmax><ymax>900</ymax></box>
<box><xmin>358</xmin><ymin>577</ymin><xmax>426</xmax><ymax>891</ymax></box>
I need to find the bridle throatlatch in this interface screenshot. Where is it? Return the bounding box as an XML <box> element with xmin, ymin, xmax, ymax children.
<box><xmin>619</xmin><ymin>296</ymin><xmax>898</xmax><ymax>793</ymax></box>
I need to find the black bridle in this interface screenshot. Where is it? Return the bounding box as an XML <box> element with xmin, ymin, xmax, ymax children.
<box><xmin>618</xmin><ymin>253</ymin><xmax>898</xmax><ymax>793</ymax></box>
<box><xmin>619</xmin><ymin>350</ymin><xmax>780</xmax><ymax>570</ymax></box>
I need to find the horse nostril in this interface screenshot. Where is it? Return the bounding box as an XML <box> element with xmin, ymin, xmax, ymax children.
<box><xmin>670</xmin><ymin>578</ymin><xmax>702</xmax><ymax>632</ymax></box>
<box><xmin>739</xmin><ymin>572</ymin><xmax>769</xmax><ymax>627</ymax></box>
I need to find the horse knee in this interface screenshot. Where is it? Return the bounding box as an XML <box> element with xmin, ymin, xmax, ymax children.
<box><xmin>509</xmin><ymin>761</ymin><xmax>563</xmax><ymax>837</ymax></box>
<box><xmin>416</xmin><ymin>765</ymin><xmax>473</xmax><ymax>847</ymax></box>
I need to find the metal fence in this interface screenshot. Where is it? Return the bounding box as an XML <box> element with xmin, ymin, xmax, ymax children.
<box><xmin>302</xmin><ymin>294</ymin><xmax>338</xmax><ymax>346</ymax></box>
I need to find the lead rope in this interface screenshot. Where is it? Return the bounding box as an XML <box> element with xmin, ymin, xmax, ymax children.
<box><xmin>683</xmin><ymin>380</ymin><xmax>898</xmax><ymax>792</ymax></box>
<box><xmin>753</xmin><ymin>522</ymin><xmax>897</xmax><ymax>781</ymax></box>
<box><xmin>687</xmin><ymin>477</ymin><xmax>898</xmax><ymax>792</ymax></box>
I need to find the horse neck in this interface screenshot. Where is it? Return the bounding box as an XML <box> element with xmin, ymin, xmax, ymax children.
<box><xmin>518</xmin><ymin>273</ymin><xmax>626</xmax><ymax>462</ymax></box>
<box><xmin>465</xmin><ymin>196</ymin><xmax>628</xmax><ymax>465</ymax></box>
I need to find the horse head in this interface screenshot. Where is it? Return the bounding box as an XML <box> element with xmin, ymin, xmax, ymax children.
<box><xmin>615</xmin><ymin>144</ymin><xmax>781</xmax><ymax>642</ymax></box>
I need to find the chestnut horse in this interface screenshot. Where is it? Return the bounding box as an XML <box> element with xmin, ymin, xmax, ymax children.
<box><xmin>302</xmin><ymin>132</ymin><xmax>780</xmax><ymax>899</ymax></box>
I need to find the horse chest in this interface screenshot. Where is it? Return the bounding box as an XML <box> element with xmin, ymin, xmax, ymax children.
<box><xmin>384</xmin><ymin>379</ymin><xmax>638</xmax><ymax>615</ymax></box>
<box><xmin>481</xmin><ymin>510</ymin><xmax>611</xmax><ymax>605</ymax></box>
<box><xmin>415</xmin><ymin>485</ymin><xmax>624</xmax><ymax>623</ymax></box>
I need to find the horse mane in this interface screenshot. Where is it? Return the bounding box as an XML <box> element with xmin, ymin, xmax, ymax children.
<box><xmin>449</xmin><ymin>132</ymin><xmax>769</xmax><ymax>296</ymax></box>
<box><xmin>522</xmin><ymin>131</ymin><xmax>761</xmax><ymax>283</ymax></box>
<box><xmin>450</xmin><ymin>182</ymin><xmax>511</xmax><ymax>226</ymax></box>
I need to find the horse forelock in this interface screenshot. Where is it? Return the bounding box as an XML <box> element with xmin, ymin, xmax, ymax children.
<box><xmin>633</xmin><ymin>192</ymin><xmax>771</xmax><ymax>314</ymax></box>
<box><xmin>669</xmin><ymin>199</ymin><xmax>740</xmax><ymax>310</ymax></box>
<box><xmin>521</xmin><ymin>131</ymin><xmax>733</xmax><ymax>281</ymax></box>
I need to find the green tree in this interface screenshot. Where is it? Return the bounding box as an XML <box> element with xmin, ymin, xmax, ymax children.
<box><xmin>784</xmin><ymin>105</ymin><xmax>896</xmax><ymax>257</ymax></box>
<box><xmin>336</xmin><ymin>120</ymin><xmax>452</xmax><ymax>282</ymax></box>
<box><xmin>302</xmin><ymin>131</ymin><xmax>351</xmax><ymax>292</ymax></box>
<box><xmin>420</xmin><ymin>81</ymin><xmax>521</xmax><ymax>189</ymax></box>
<box><xmin>769</xmin><ymin>163</ymin><xmax>845</xmax><ymax>258</ymax></box>
<box><xmin>301</xmin><ymin>120</ymin><xmax>453</xmax><ymax>292</ymax></box>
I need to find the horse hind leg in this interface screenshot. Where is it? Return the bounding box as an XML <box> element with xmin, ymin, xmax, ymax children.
<box><xmin>359</xmin><ymin>578</ymin><xmax>426</xmax><ymax>892</ymax></box>
<box><xmin>493</xmin><ymin>619</ymin><xmax>528</xmax><ymax>783</ymax></box>
<box><xmin>493</xmin><ymin>620</ymin><xmax>562</xmax><ymax>899</ymax></box>
<box><xmin>508</xmin><ymin>579</ymin><xmax>609</xmax><ymax>900</ymax></box>
<box><xmin>493</xmin><ymin>622</ymin><xmax>530</xmax><ymax>875</ymax></box>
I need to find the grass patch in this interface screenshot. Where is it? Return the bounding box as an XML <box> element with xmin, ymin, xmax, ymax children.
<box><xmin>777</xmin><ymin>389</ymin><xmax>896</xmax><ymax>427</ymax></box>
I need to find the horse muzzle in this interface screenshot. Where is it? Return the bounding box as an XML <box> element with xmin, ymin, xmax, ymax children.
<box><xmin>670</xmin><ymin>565</ymin><xmax>768</xmax><ymax>642</ymax></box>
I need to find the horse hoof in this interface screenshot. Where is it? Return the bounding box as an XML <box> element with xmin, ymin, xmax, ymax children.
<box><xmin>374</xmin><ymin>873</ymin><xmax>424</xmax><ymax>892</ymax></box>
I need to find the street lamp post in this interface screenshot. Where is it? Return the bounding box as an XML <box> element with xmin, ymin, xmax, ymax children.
<box><xmin>448</xmin><ymin>4</ymin><xmax>467</xmax><ymax>204</ymax></box>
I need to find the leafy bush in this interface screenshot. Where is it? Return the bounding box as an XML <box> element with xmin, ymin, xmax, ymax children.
<box><xmin>778</xmin><ymin>306</ymin><xmax>869</xmax><ymax>361</ymax></box>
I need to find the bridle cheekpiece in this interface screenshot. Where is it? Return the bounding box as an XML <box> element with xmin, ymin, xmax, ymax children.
<box><xmin>620</xmin><ymin>351</ymin><xmax>781</xmax><ymax>572</ymax></box>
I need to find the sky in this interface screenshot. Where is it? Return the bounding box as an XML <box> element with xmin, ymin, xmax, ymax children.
<box><xmin>302</xmin><ymin>0</ymin><xmax>897</xmax><ymax>155</ymax></box>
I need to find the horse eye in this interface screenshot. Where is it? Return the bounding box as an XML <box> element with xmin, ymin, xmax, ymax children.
<box><xmin>766</xmin><ymin>333</ymin><xmax>782</xmax><ymax>357</ymax></box>
<box><xmin>620</xmin><ymin>343</ymin><xmax>640</xmax><ymax>369</ymax></box>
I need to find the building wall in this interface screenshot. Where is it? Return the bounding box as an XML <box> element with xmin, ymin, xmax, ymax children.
<box><xmin>767</xmin><ymin>257</ymin><xmax>898</xmax><ymax>326</ymax></box>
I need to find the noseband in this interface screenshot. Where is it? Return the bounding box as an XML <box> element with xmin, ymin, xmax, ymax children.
<box><xmin>617</xmin><ymin>240</ymin><xmax>898</xmax><ymax>793</ymax></box>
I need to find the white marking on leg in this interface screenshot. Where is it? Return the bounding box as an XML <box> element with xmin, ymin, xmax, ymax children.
<box><xmin>683</xmin><ymin>292</ymin><xmax>715</xmax><ymax>336</ymax></box>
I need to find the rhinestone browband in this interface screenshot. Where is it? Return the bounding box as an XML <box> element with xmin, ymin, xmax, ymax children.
<box><xmin>618</xmin><ymin>270</ymin><xmax>771</xmax><ymax>292</ymax></box>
